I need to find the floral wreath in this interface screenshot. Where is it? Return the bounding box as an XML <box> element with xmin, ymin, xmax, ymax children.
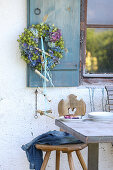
<box><xmin>17</xmin><ymin>23</ymin><xmax>64</xmax><ymax>70</ymax></box>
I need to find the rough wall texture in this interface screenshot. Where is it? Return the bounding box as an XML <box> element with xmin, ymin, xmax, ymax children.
<box><xmin>0</xmin><ymin>0</ymin><xmax>113</xmax><ymax>169</ymax></box>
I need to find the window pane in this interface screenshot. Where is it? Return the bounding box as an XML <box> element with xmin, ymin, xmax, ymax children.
<box><xmin>87</xmin><ymin>0</ymin><xmax>113</xmax><ymax>25</ymax></box>
<box><xmin>85</xmin><ymin>28</ymin><xmax>113</xmax><ymax>74</ymax></box>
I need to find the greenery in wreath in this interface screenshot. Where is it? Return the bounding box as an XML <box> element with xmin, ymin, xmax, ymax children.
<box><xmin>17</xmin><ymin>23</ymin><xmax>64</xmax><ymax>70</ymax></box>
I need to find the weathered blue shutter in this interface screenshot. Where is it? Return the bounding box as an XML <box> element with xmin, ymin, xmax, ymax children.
<box><xmin>27</xmin><ymin>0</ymin><xmax>80</xmax><ymax>87</ymax></box>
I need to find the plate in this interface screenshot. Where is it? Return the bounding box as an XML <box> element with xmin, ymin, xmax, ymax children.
<box><xmin>58</xmin><ymin>116</ymin><xmax>84</xmax><ymax>122</ymax></box>
<box><xmin>88</xmin><ymin>112</ymin><xmax>113</xmax><ymax>120</ymax></box>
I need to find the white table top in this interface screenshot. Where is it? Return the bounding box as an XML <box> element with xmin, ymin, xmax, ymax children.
<box><xmin>55</xmin><ymin>119</ymin><xmax>113</xmax><ymax>143</ymax></box>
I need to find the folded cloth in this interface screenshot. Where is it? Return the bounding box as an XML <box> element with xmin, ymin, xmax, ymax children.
<box><xmin>22</xmin><ymin>130</ymin><xmax>83</xmax><ymax>170</ymax></box>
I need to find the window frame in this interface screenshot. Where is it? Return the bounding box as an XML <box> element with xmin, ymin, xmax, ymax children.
<box><xmin>80</xmin><ymin>0</ymin><xmax>113</xmax><ymax>85</ymax></box>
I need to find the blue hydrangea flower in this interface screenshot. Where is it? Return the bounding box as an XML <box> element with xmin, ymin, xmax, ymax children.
<box><xmin>29</xmin><ymin>28</ymin><xmax>38</xmax><ymax>37</ymax></box>
<box><xmin>48</xmin><ymin>42</ymin><xmax>56</xmax><ymax>48</ymax></box>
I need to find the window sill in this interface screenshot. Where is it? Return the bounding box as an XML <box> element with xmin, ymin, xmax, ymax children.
<box><xmin>83</xmin><ymin>74</ymin><xmax>113</xmax><ymax>78</ymax></box>
<box><xmin>81</xmin><ymin>76</ymin><xmax>113</xmax><ymax>86</ymax></box>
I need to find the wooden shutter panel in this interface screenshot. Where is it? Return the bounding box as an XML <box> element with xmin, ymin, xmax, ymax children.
<box><xmin>27</xmin><ymin>0</ymin><xmax>80</xmax><ymax>87</ymax></box>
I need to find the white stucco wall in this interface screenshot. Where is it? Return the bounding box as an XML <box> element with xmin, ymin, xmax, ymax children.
<box><xmin>0</xmin><ymin>0</ymin><xmax>113</xmax><ymax>169</ymax></box>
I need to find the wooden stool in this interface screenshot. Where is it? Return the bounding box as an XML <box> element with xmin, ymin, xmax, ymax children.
<box><xmin>35</xmin><ymin>143</ymin><xmax>87</xmax><ymax>170</ymax></box>
<box><xmin>35</xmin><ymin>94</ymin><xmax>87</xmax><ymax>170</ymax></box>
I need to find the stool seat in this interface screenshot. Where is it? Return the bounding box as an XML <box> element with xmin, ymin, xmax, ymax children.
<box><xmin>35</xmin><ymin>143</ymin><xmax>87</xmax><ymax>152</ymax></box>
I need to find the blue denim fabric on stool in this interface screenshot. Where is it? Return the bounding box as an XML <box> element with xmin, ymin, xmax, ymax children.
<box><xmin>22</xmin><ymin>130</ymin><xmax>83</xmax><ymax>170</ymax></box>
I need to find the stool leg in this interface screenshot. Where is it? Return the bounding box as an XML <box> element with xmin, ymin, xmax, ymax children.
<box><xmin>41</xmin><ymin>151</ymin><xmax>51</xmax><ymax>170</ymax></box>
<box><xmin>67</xmin><ymin>152</ymin><xmax>75</xmax><ymax>170</ymax></box>
<box><xmin>56</xmin><ymin>151</ymin><xmax>60</xmax><ymax>170</ymax></box>
<box><xmin>76</xmin><ymin>150</ymin><xmax>87</xmax><ymax>170</ymax></box>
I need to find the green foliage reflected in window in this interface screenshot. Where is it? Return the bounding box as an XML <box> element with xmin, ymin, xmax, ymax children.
<box><xmin>86</xmin><ymin>28</ymin><xmax>113</xmax><ymax>74</ymax></box>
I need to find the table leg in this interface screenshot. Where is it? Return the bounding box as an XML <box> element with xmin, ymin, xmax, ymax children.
<box><xmin>88</xmin><ymin>143</ymin><xmax>99</xmax><ymax>170</ymax></box>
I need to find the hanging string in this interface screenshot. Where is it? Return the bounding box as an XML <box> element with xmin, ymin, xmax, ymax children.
<box><xmin>87</xmin><ymin>87</ymin><xmax>95</xmax><ymax>112</ymax></box>
<box><xmin>41</xmin><ymin>37</ymin><xmax>54</xmax><ymax>87</ymax></box>
<box><xmin>102</xmin><ymin>88</ymin><xmax>105</xmax><ymax>111</ymax></box>
<box><xmin>40</xmin><ymin>36</ymin><xmax>55</xmax><ymax>119</ymax></box>
<box><xmin>92</xmin><ymin>88</ymin><xmax>95</xmax><ymax>111</ymax></box>
<box><xmin>41</xmin><ymin>36</ymin><xmax>47</xmax><ymax>115</ymax></box>
<box><xmin>34</xmin><ymin>89</ymin><xmax>38</xmax><ymax>119</ymax></box>
<box><xmin>88</xmin><ymin>88</ymin><xmax>93</xmax><ymax>112</ymax></box>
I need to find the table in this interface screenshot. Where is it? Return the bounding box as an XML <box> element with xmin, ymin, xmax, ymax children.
<box><xmin>55</xmin><ymin>119</ymin><xmax>113</xmax><ymax>170</ymax></box>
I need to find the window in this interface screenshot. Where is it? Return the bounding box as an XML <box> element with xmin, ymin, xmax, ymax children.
<box><xmin>80</xmin><ymin>0</ymin><xmax>113</xmax><ymax>84</ymax></box>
